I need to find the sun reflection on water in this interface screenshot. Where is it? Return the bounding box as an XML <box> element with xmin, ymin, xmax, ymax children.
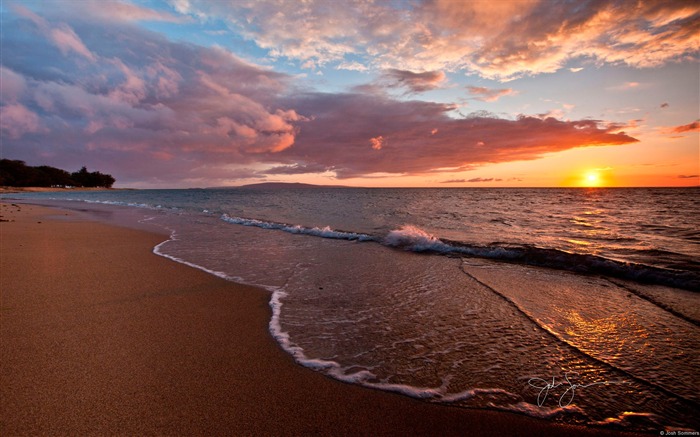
<box><xmin>563</xmin><ymin>311</ymin><xmax>654</xmax><ymax>360</ymax></box>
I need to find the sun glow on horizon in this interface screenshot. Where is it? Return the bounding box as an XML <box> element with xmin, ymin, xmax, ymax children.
<box><xmin>580</xmin><ymin>170</ymin><xmax>604</xmax><ymax>187</ymax></box>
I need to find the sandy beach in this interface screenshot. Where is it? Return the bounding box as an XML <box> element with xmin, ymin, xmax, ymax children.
<box><xmin>0</xmin><ymin>202</ymin><xmax>645</xmax><ymax>436</ymax></box>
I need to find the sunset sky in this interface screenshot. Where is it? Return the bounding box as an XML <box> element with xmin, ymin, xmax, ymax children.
<box><xmin>1</xmin><ymin>0</ymin><xmax>698</xmax><ymax>188</ymax></box>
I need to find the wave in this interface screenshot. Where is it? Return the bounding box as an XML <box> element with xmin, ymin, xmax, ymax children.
<box><xmin>382</xmin><ymin>225</ymin><xmax>700</xmax><ymax>291</ymax></box>
<box><xmin>218</xmin><ymin>216</ymin><xmax>699</xmax><ymax>291</ymax></box>
<box><xmin>220</xmin><ymin>214</ymin><xmax>376</xmax><ymax>241</ymax></box>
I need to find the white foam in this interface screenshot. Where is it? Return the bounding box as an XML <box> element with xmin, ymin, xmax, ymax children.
<box><xmin>153</xmin><ymin>229</ymin><xmax>235</xmax><ymax>281</ymax></box>
<box><xmin>498</xmin><ymin>401</ymin><xmax>586</xmax><ymax>419</ymax></box>
<box><xmin>220</xmin><ymin>214</ymin><xmax>375</xmax><ymax>241</ymax></box>
<box><xmin>440</xmin><ymin>387</ymin><xmax>516</xmax><ymax>403</ymax></box>
<box><xmin>384</xmin><ymin>225</ymin><xmax>453</xmax><ymax>252</ymax></box>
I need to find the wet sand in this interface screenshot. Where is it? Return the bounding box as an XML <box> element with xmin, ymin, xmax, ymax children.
<box><xmin>0</xmin><ymin>203</ymin><xmax>643</xmax><ymax>436</ymax></box>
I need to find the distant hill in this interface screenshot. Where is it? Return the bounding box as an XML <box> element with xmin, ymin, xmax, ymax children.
<box><xmin>208</xmin><ymin>182</ymin><xmax>349</xmax><ymax>190</ymax></box>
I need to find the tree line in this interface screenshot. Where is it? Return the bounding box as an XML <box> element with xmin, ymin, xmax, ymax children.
<box><xmin>0</xmin><ymin>159</ymin><xmax>116</xmax><ymax>188</ymax></box>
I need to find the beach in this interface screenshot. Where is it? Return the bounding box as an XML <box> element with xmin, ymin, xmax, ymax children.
<box><xmin>0</xmin><ymin>202</ymin><xmax>648</xmax><ymax>436</ymax></box>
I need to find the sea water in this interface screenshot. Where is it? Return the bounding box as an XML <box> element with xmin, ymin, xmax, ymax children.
<box><xmin>6</xmin><ymin>187</ymin><xmax>699</xmax><ymax>431</ymax></box>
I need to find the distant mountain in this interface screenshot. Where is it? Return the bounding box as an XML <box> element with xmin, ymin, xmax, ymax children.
<box><xmin>207</xmin><ymin>182</ymin><xmax>349</xmax><ymax>190</ymax></box>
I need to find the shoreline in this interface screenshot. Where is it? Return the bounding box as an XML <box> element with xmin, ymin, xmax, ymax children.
<box><xmin>0</xmin><ymin>202</ymin><xmax>645</xmax><ymax>436</ymax></box>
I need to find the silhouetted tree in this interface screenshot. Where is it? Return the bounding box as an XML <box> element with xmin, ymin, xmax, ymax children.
<box><xmin>70</xmin><ymin>166</ymin><xmax>115</xmax><ymax>188</ymax></box>
<box><xmin>37</xmin><ymin>166</ymin><xmax>73</xmax><ymax>187</ymax></box>
<box><xmin>0</xmin><ymin>160</ymin><xmax>115</xmax><ymax>188</ymax></box>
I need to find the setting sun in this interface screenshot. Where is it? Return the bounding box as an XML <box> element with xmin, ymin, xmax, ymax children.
<box><xmin>585</xmin><ymin>172</ymin><xmax>600</xmax><ymax>185</ymax></box>
<box><xmin>579</xmin><ymin>170</ymin><xmax>608</xmax><ymax>187</ymax></box>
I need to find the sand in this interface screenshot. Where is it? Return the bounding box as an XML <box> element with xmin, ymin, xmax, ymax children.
<box><xmin>0</xmin><ymin>202</ymin><xmax>643</xmax><ymax>436</ymax></box>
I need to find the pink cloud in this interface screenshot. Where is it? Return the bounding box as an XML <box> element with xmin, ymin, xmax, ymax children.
<box><xmin>86</xmin><ymin>1</ymin><xmax>184</xmax><ymax>22</ymax></box>
<box><xmin>0</xmin><ymin>103</ymin><xmax>42</xmax><ymax>139</ymax></box>
<box><xmin>177</xmin><ymin>1</ymin><xmax>699</xmax><ymax>80</ymax></box>
<box><xmin>467</xmin><ymin>86</ymin><xmax>517</xmax><ymax>102</ymax></box>
<box><xmin>12</xmin><ymin>4</ymin><xmax>96</xmax><ymax>62</ymax></box>
<box><xmin>49</xmin><ymin>24</ymin><xmax>97</xmax><ymax>61</ymax></box>
<box><xmin>0</xmin><ymin>67</ymin><xmax>27</xmax><ymax>102</ymax></box>
<box><xmin>2</xmin><ymin>10</ymin><xmax>305</xmax><ymax>184</ymax></box>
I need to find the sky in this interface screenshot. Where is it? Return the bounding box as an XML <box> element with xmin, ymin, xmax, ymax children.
<box><xmin>0</xmin><ymin>0</ymin><xmax>698</xmax><ymax>188</ymax></box>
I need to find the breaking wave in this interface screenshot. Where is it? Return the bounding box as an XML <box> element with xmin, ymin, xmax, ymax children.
<box><xmin>219</xmin><ymin>218</ymin><xmax>700</xmax><ymax>291</ymax></box>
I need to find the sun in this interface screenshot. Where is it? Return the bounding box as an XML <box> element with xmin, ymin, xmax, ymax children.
<box><xmin>581</xmin><ymin>170</ymin><xmax>603</xmax><ymax>187</ymax></box>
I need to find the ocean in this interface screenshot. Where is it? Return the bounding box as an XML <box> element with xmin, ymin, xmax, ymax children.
<box><xmin>6</xmin><ymin>187</ymin><xmax>699</xmax><ymax>432</ymax></box>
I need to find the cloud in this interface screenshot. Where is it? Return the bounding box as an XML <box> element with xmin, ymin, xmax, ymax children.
<box><xmin>467</xmin><ymin>86</ymin><xmax>517</xmax><ymax>102</ymax></box>
<box><xmin>661</xmin><ymin>102</ymin><xmax>670</xmax><ymax>108</ymax></box>
<box><xmin>267</xmin><ymin>92</ymin><xmax>638</xmax><ymax>179</ymax></box>
<box><xmin>12</xmin><ymin>4</ymin><xmax>97</xmax><ymax>62</ymax></box>
<box><xmin>85</xmin><ymin>1</ymin><xmax>184</xmax><ymax>22</ymax></box>
<box><xmin>0</xmin><ymin>67</ymin><xmax>27</xmax><ymax>102</ymax></box>
<box><xmin>469</xmin><ymin>177</ymin><xmax>500</xmax><ymax>182</ymax></box>
<box><xmin>678</xmin><ymin>174</ymin><xmax>699</xmax><ymax>179</ymax></box>
<box><xmin>261</xmin><ymin>163</ymin><xmax>331</xmax><ymax>175</ymax></box>
<box><xmin>670</xmin><ymin>120</ymin><xmax>700</xmax><ymax>133</ymax></box>
<box><xmin>441</xmin><ymin>177</ymin><xmax>504</xmax><ymax>183</ymax></box>
<box><xmin>0</xmin><ymin>103</ymin><xmax>42</xmax><ymax>139</ymax></box>
<box><xmin>0</xmin><ymin>3</ymin><xmax>641</xmax><ymax>186</ymax></box>
<box><xmin>2</xmin><ymin>7</ymin><xmax>302</xmax><ymax>184</ymax></box>
<box><xmin>175</xmin><ymin>0</ymin><xmax>700</xmax><ymax>80</ymax></box>
<box><xmin>608</xmin><ymin>81</ymin><xmax>651</xmax><ymax>91</ymax></box>
<box><xmin>380</xmin><ymin>69</ymin><xmax>446</xmax><ymax>93</ymax></box>
<box><xmin>369</xmin><ymin>135</ymin><xmax>386</xmax><ymax>150</ymax></box>
<box><xmin>337</xmin><ymin>61</ymin><xmax>369</xmax><ymax>72</ymax></box>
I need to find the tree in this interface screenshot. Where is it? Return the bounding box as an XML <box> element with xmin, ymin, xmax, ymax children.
<box><xmin>70</xmin><ymin>166</ymin><xmax>115</xmax><ymax>188</ymax></box>
<box><xmin>0</xmin><ymin>160</ymin><xmax>116</xmax><ymax>188</ymax></box>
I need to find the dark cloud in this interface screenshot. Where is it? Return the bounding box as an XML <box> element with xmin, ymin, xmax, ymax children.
<box><xmin>381</xmin><ymin>69</ymin><xmax>446</xmax><ymax>93</ymax></box>
<box><xmin>467</xmin><ymin>177</ymin><xmax>502</xmax><ymax>182</ymax></box>
<box><xmin>678</xmin><ymin>174</ymin><xmax>699</xmax><ymax>179</ymax></box>
<box><xmin>440</xmin><ymin>178</ymin><xmax>504</xmax><ymax>183</ymax></box>
<box><xmin>261</xmin><ymin>163</ymin><xmax>332</xmax><ymax>175</ymax></box>
<box><xmin>267</xmin><ymin>92</ymin><xmax>638</xmax><ymax>178</ymax></box>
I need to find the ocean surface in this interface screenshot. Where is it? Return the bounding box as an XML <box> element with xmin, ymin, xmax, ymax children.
<box><xmin>6</xmin><ymin>187</ymin><xmax>699</xmax><ymax>432</ymax></box>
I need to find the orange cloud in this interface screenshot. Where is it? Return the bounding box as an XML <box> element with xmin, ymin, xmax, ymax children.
<box><xmin>266</xmin><ymin>93</ymin><xmax>639</xmax><ymax>178</ymax></box>
<box><xmin>369</xmin><ymin>136</ymin><xmax>386</xmax><ymax>150</ymax></box>
<box><xmin>671</xmin><ymin>120</ymin><xmax>700</xmax><ymax>133</ymax></box>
